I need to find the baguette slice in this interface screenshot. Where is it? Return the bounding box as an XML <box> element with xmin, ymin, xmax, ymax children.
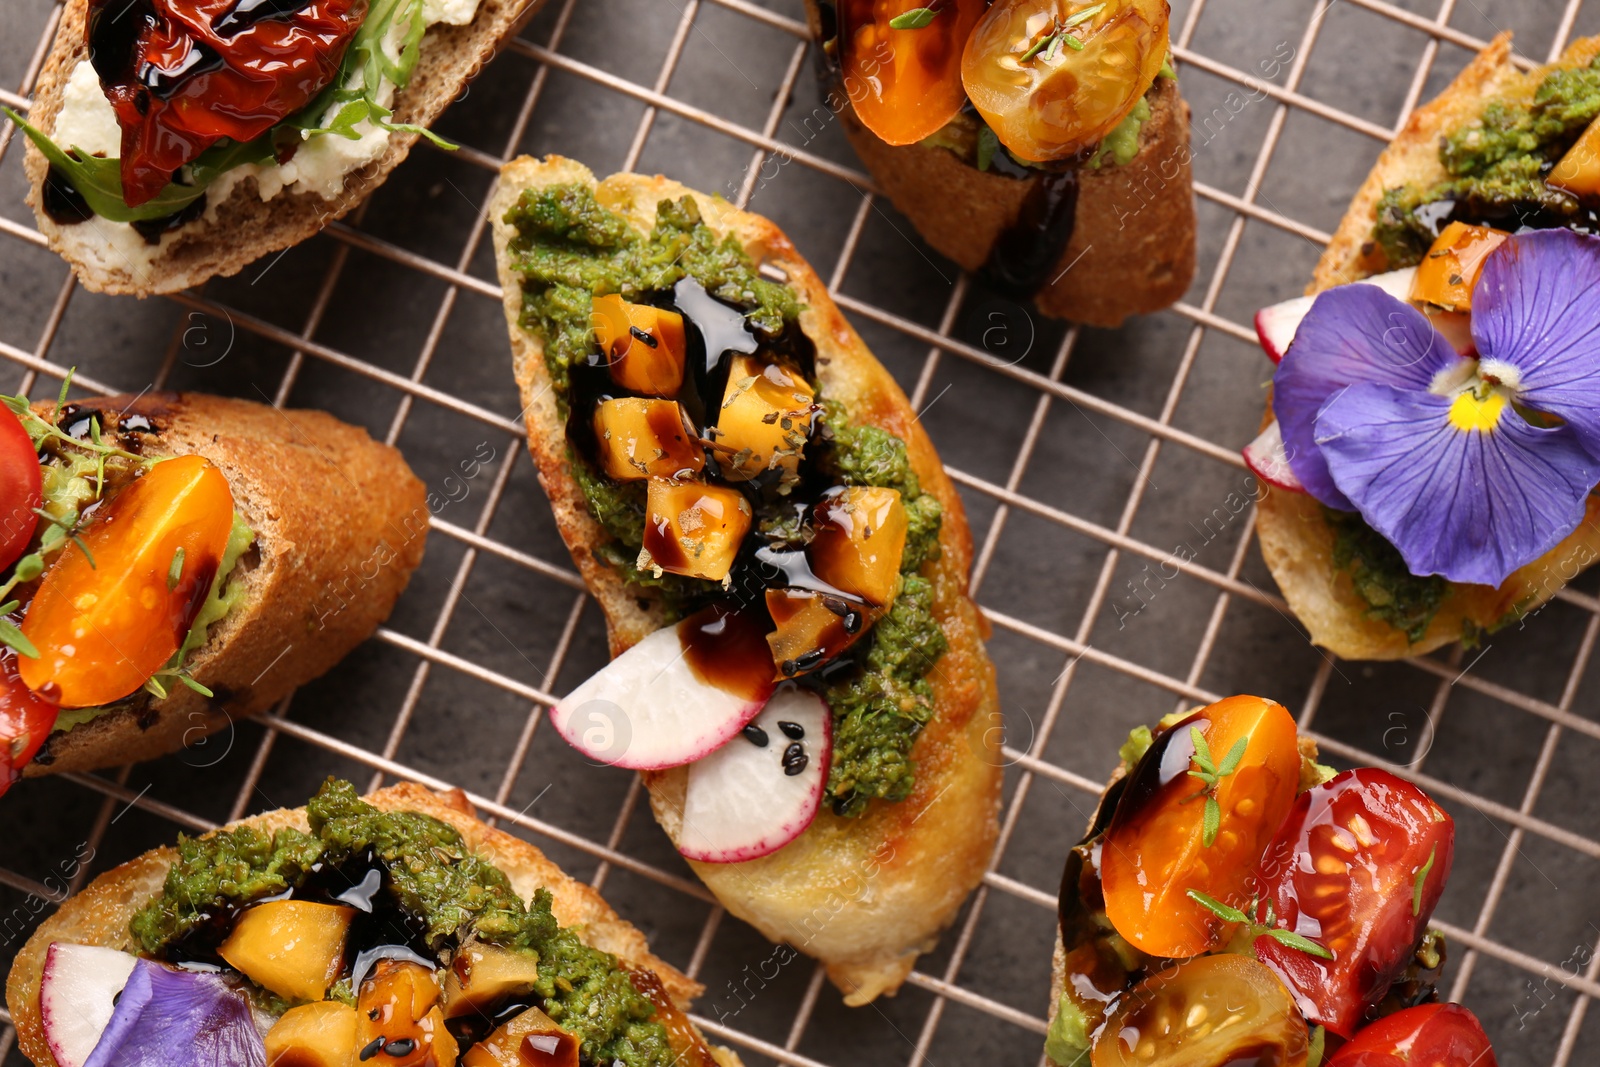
<box><xmin>5</xmin><ymin>781</ymin><xmax>741</xmax><ymax>1067</ymax></box>
<box><xmin>490</xmin><ymin>156</ymin><xmax>1004</xmax><ymax>1005</ymax></box>
<box><xmin>23</xmin><ymin>391</ymin><xmax>427</xmax><ymax>777</ymax></box>
<box><xmin>21</xmin><ymin>0</ymin><xmax>544</xmax><ymax>296</ymax></box>
<box><xmin>828</xmin><ymin>73</ymin><xmax>1197</xmax><ymax>327</ymax></box>
<box><xmin>1255</xmin><ymin>32</ymin><xmax>1600</xmax><ymax>661</ymax></box>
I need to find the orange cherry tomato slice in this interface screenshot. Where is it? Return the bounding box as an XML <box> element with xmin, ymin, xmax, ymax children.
<box><xmin>1100</xmin><ymin>695</ymin><xmax>1302</xmax><ymax>958</ymax></box>
<box><xmin>0</xmin><ymin>642</ymin><xmax>60</xmax><ymax>795</ymax></box>
<box><xmin>837</xmin><ymin>0</ymin><xmax>989</xmax><ymax>146</ymax></box>
<box><xmin>0</xmin><ymin>406</ymin><xmax>41</xmax><ymax>573</ymax></box>
<box><xmin>962</xmin><ymin>0</ymin><xmax>1170</xmax><ymax>162</ymax></box>
<box><xmin>20</xmin><ymin>455</ymin><xmax>234</xmax><ymax>708</ymax></box>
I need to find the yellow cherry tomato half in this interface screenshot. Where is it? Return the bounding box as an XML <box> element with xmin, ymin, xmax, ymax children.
<box><xmin>21</xmin><ymin>455</ymin><xmax>235</xmax><ymax>707</ymax></box>
<box><xmin>1091</xmin><ymin>954</ymin><xmax>1310</xmax><ymax>1067</ymax></box>
<box><xmin>1100</xmin><ymin>694</ymin><xmax>1302</xmax><ymax>958</ymax></box>
<box><xmin>837</xmin><ymin>0</ymin><xmax>989</xmax><ymax>146</ymax></box>
<box><xmin>962</xmin><ymin>0</ymin><xmax>1170</xmax><ymax>162</ymax></box>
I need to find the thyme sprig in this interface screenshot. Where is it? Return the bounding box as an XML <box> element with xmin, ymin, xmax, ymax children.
<box><xmin>1187</xmin><ymin>889</ymin><xmax>1335</xmax><ymax>960</ymax></box>
<box><xmin>1020</xmin><ymin>3</ymin><xmax>1103</xmax><ymax>62</ymax></box>
<box><xmin>1185</xmin><ymin>726</ymin><xmax>1248</xmax><ymax>847</ymax></box>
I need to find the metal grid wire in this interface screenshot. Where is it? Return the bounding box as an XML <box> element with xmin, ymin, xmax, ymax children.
<box><xmin>2</xmin><ymin>0</ymin><xmax>1600</xmax><ymax>1065</ymax></box>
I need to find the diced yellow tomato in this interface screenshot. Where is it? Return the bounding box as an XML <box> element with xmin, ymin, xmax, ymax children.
<box><xmin>441</xmin><ymin>941</ymin><xmax>542</xmax><ymax>1021</ymax></box>
<box><xmin>1548</xmin><ymin>117</ymin><xmax>1600</xmax><ymax>198</ymax></box>
<box><xmin>357</xmin><ymin>961</ymin><xmax>457</xmax><ymax>1067</ymax></box>
<box><xmin>808</xmin><ymin>487</ymin><xmax>908</xmax><ymax>607</ymax></box>
<box><xmin>219</xmin><ymin>900</ymin><xmax>355</xmax><ymax>1003</ymax></box>
<box><xmin>591</xmin><ymin>295</ymin><xmax>687</xmax><ymax>397</ymax></box>
<box><xmin>639</xmin><ymin>480</ymin><xmax>751</xmax><ymax>582</ymax></box>
<box><xmin>1408</xmin><ymin>221</ymin><xmax>1508</xmax><ymax>311</ymax></box>
<box><xmin>765</xmin><ymin>588</ymin><xmax>876</xmax><ymax>678</ymax></box>
<box><xmin>265</xmin><ymin>1001</ymin><xmax>361</xmax><ymax>1067</ymax></box>
<box><xmin>460</xmin><ymin>1006</ymin><xmax>576</xmax><ymax>1067</ymax></box>
<box><xmin>711</xmin><ymin>355</ymin><xmax>815</xmax><ymax>484</ymax></box>
<box><xmin>592</xmin><ymin>399</ymin><xmax>703</xmax><ymax>482</ymax></box>
<box><xmin>20</xmin><ymin>454</ymin><xmax>235</xmax><ymax>707</ymax></box>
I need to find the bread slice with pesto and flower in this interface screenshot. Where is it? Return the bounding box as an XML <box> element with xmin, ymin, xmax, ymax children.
<box><xmin>6</xmin><ymin>778</ymin><xmax>740</xmax><ymax>1067</ymax></box>
<box><xmin>804</xmin><ymin>0</ymin><xmax>1196</xmax><ymax>326</ymax></box>
<box><xmin>1043</xmin><ymin>695</ymin><xmax>1501</xmax><ymax>1067</ymax></box>
<box><xmin>0</xmin><ymin>388</ymin><xmax>426</xmax><ymax>793</ymax></box>
<box><xmin>3</xmin><ymin>0</ymin><xmax>542</xmax><ymax>296</ymax></box>
<box><xmin>489</xmin><ymin>156</ymin><xmax>1002</xmax><ymax>1005</ymax></box>
<box><xmin>1244</xmin><ymin>32</ymin><xmax>1600</xmax><ymax>660</ymax></box>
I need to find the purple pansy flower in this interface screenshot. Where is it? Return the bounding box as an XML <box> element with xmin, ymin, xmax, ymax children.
<box><xmin>1273</xmin><ymin>229</ymin><xmax>1600</xmax><ymax>588</ymax></box>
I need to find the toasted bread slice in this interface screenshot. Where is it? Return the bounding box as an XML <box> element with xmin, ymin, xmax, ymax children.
<box><xmin>832</xmin><ymin>76</ymin><xmax>1196</xmax><ymax>328</ymax></box>
<box><xmin>490</xmin><ymin>156</ymin><xmax>1003</xmax><ymax>1005</ymax></box>
<box><xmin>1255</xmin><ymin>33</ymin><xmax>1600</xmax><ymax>661</ymax></box>
<box><xmin>22</xmin><ymin>391</ymin><xmax>427</xmax><ymax>777</ymax></box>
<box><xmin>6</xmin><ymin>781</ymin><xmax>741</xmax><ymax>1067</ymax></box>
<box><xmin>21</xmin><ymin>0</ymin><xmax>543</xmax><ymax>296</ymax></box>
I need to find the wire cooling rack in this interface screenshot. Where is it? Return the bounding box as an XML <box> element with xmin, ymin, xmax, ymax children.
<box><xmin>4</xmin><ymin>0</ymin><xmax>1600</xmax><ymax>1064</ymax></box>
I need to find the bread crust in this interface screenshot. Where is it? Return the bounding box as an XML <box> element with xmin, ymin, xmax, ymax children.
<box><xmin>21</xmin><ymin>391</ymin><xmax>427</xmax><ymax>777</ymax></box>
<box><xmin>5</xmin><ymin>782</ymin><xmax>738</xmax><ymax>1067</ymax></box>
<box><xmin>490</xmin><ymin>156</ymin><xmax>1003</xmax><ymax>1005</ymax></box>
<box><xmin>834</xmin><ymin>76</ymin><xmax>1196</xmax><ymax>327</ymax></box>
<box><xmin>1255</xmin><ymin>33</ymin><xmax>1600</xmax><ymax>660</ymax></box>
<box><xmin>22</xmin><ymin>0</ymin><xmax>545</xmax><ymax>296</ymax></box>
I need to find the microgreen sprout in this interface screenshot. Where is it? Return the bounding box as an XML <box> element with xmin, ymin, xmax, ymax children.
<box><xmin>1186</xmin><ymin>725</ymin><xmax>1247</xmax><ymax>846</ymax></box>
<box><xmin>168</xmin><ymin>547</ymin><xmax>185</xmax><ymax>592</ymax></box>
<box><xmin>888</xmin><ymin>5</ymin><xmax>941</xmax><ymax>29</ymax></box>
<box><xmin>1187</xmin><ymin>889</ymin><xmax>1334</xmax><ymax>960</ymax></box>
<box><xmin>1412</xmin><ymin>844</ymin><xmax>1437</xmax><ymax>916</ymax></box>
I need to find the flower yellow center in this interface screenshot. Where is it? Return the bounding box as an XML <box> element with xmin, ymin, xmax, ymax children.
<box><xmin>1448</xmin><ymin>389</ymin><xmax>1508</xmax><ymax>433</ymax></box>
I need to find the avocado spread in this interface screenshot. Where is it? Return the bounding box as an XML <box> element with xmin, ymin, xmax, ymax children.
<box><xmin>503</xmin><ymin>184</ymin><xmax>948</xmax><ymax>817</ymax></box>
<box><xmin>131</xmin><ymin>778</ymin><xmax>677</xmax><ymax>1067</ymax></box>
<box><xmin>1374</xmin><ymin>56</ymin><xmax>1600</xmax><ymax>266</ymax></box>
<box><xmin>1325</xmin><ymin>507</ymin><xmax>1447</xmax><ymax>644</ymax></box>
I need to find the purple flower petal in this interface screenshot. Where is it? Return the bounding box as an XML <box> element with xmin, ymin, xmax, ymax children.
<box><xmin>1313</xmin><ymin>382</ymin><xmax>1597</xmax><ymax>587</ymax></box>
<box><xmin>1472</xmin><ymin>229</ymin><xmax>1600</xmax><ymax>458</ymax></box>
<box><xmin>84</xmin><ymin>959</ymin><xmax>265</xmax><ymax>1067</ymax></box>
<box><xmin>1274</xmin><ymin>284</ymin><xmax>1464</xmax><ymax>509</ymax></box>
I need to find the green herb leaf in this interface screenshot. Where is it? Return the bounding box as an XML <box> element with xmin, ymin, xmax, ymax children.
<box><xmin>144</xmin><ymin>674</ymin><xmax>169</xmax><ymax>701</ymax></box>
<box><xmin>888</xmin><ymin>6</ymin><xmax>939</xmax><ymax>29</ymax></box>
<box><xmin>175</xmin><ymin>673</ymin><xmax>214</xmax><ymax>698</ymax></box>
<box><xmin>1307</xmin><ymin>1026</ymin><xmax>1326</xmax><ymax>1067</ymax></box>
<box><xmin>1202</xmin><ymin>796</ymin><xmax>1221</xmax><ymax>847</ymax></box>
<box><xmin>71</xmin><ymin>535</ymin><xmax>96</xmax><ymax>569</ymax></box>
<box><xmin>0</xmin><ymin>601</ymin><xmax>16</xmax><ymax>616</ymax></box>
<box><xmin>11</xmin><ymin>555</ymin><xmax>42</xmax><ymax>583</ymax></box>
<box><xmin>1216</xmin><ymin>736</ymin><xmax>1249</xmax><ymax>778</ymax></box>
<box><xmin>1189</xmin><ymin>726</ymin><xmax>1215</xmax><ymax>774</ymax></box>
<box><xmin>168</xmin><ymin>547</ymin><xmax>185</xmax><ymax>591</ymax></box>
<box><xmin>1062</xmin><ymin>2</ymin><xmax>1105</xmax><ymax>27</ymax></box>
<box><xmin>1186</xmin><ymin>889</ymin><xmax>1249</xmax><ymax>925</ymax></box>
<box><xmin>1020</xmin><ymin>30</ymin><xmax>1056</xmax><ymax>63</ymax></box>
<box><xmin>0</xmin><ymin>617</ymin><xmax>39</xmax><ymax>660</ymax></box>
<box><xmin>1061</xmin><ymin>34</ymin><xmax>1085</xmax><ymax>50</ymax></box>
<box><xmin>976</xmin><ymin>125</ymin><xmax>999</xmax><ymax>173</ymax></box>
<box><xmin>1265</xmin><ymin>927</ymin><xmax>1335</xmax><ymax>960</ymax></box>
<box><xmin>1412</xmin><ymin>844</ymin><xmax>1437</xmax><ymax>916</ymax></box>
<box><xmin>55</xmin><ymin>369</ymin><xmax>73</xmax><ymax>419</ymax></box>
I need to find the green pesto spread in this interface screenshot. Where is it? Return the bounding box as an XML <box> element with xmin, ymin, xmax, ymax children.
<box><xmin>1325</xmin><ymin>508</ymin><xmax>1446</xmax><ymax>644</ymax></box>
<box><xmin>131</xmin><ymin>779</ymin><xmax>676</xmax><ymax>1067</ymax></box>
<box><xmin>1375</xmin><ymin>56</ymin><xmax>1600</xmax><ymax>266</ymax></box>
<box><xmin>503</xmin><ymin>184</ymin><xmax>948</xmax><ymax>817</ymax></box>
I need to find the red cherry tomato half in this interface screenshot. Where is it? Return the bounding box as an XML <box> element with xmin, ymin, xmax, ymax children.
<box><xmin>0</xmin><ymin>642</ymin><xmax>61</xmax><ymax>796</ymax></box>
<box><xmin>1328</xmin><ymin>1004</ymin><xmax>1497</xmax><ymax>1067</ymax></box>
<box><xmin>1254</xmin><ymin>768</ymin><xmax>1455</xmax><ymax>1038</ymax></box>
<box><xmin>1101</xmin><ymin>695</ymin><xmax>1302</xmax><ymax>958</ymax></box>
<box><xmin>835</xmin><ymin>0</ymin><xmax>989</xmax><ymax>146</ymax></box>
<box><xmin>20</xmin><ymin>455</ymin><xmax>234</xmax><ymax>708</ymax></box>
<box><xmin>0</xmin><ymin>406</ymin><xmax>41</xmax><ymax>573</ymax></box>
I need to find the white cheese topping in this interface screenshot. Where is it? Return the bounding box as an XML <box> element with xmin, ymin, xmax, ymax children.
<box><xmin>43</xmin><ymin>0</ymin><xmax>481</xmax><ymax>263</ymax></box>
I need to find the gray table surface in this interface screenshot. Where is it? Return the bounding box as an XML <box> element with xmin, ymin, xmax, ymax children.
<box><xmin>2</xmin><ymin>1</ymin><xmax>1599</xmax><ymax>1065</ymax></box>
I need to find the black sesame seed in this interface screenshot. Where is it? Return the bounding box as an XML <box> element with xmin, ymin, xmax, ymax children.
<box><xmin>742</xmin><ymin>722</ymin><xmax>769</xmax><ymax>747</ymax></box>
<box><xmin>783</xmin><ymin>744</ymin><xmax>808</xmax><ymax>777</ymax></box>
<box><xmin>629</xmin><ymin>325</ymin><xmax>659</xmax><ymax>348</ymax></box>
<box><xmin>822</xmin><ymin>596</ymin><xmax>850</xmax><ymax>617</ymax></box>
<box><xmin>780</xmin><ymin>658</ymin><xmax>799</xmax><ymax>677</ymax></box>
<box><xmin>383</xmin><ymin>1039</ymin><xmax>417</xmax><ymax>1057</ymax></box>
<box><xmin>843</xmin><ymin>611</ymin><xmax>863</xmax><ymax>635</ymax></box>
<box><xmin>778</xmin><ymin>720</ymin><xmax>804</xmax><ymax>740</ymax></box>
<box><xmin>358</xmin><ymin>1038</ymin><xmax>385</xmax><ymax>1061</ymax></box>
<box><xmin>793</xmin><ymin>648</ymin><xmax>825</xmax><ymax>672</ymax></box>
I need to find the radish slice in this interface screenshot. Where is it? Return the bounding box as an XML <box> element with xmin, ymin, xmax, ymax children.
<box><xmin>40</xmin><ymin>944</ymin><xmax>139</xmax><ymax>1067</ymax></box>
<box><xmin>1243</xmin><ymin>420</ymin><xmax>1305</xmax><ymax>494</ymax></box>
<box><xmin>1254</xmin><ymin>267</ymin><xmax>1418</xmax><ymax>363</ymax></box>
<box><xmin>677</xmin><ymin>687</ymin><xmax>831</xmax><ymax>863</ymax></box>
<box><xmin>550</xmin><ymin>607</ymin><xmax>774</xmax><ymax>771</ymax></box>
